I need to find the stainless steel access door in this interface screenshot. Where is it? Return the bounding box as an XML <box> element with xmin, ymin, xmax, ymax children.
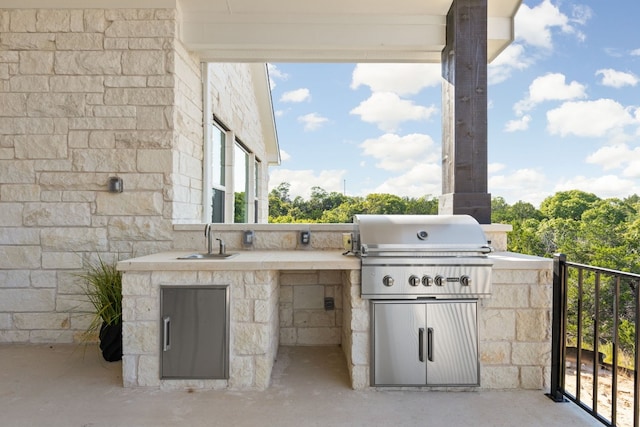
<box><xmin>425</xmin><ymin>301</ymin><xmax>478</xmax><ymax>385</ymax></box>
<box><xmin>373</xmin><ymin>302</ymin><xmax>426</xmax><ymax>385</ymax></box>
<box><xmin>161</xmin><ymin>285</ymin><xmax>229</xmax><ymax>379</ymax></box>
<box><xmin>372</xmin><ymin>300</ymin><xmax>478</xmax><ymax>386</ymax></box>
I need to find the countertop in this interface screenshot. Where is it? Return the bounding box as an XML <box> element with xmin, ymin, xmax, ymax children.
<box><xmin>117</xmin><ymin>250</ymin><xmax>361</xmax><ymax>272</ymax></box>
<box><xmin>117</xmin><ymin>250</ymin><xmax>551</xmax><ymax>272</ymax></box>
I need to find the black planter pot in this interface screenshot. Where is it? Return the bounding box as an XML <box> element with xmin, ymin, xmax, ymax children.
<box><xmin>99</xmin><ymin>321</ymin><xmax>122</xmax><ymax>362</ymax></box>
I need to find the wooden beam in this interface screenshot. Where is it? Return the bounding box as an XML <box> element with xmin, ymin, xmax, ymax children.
<box><xmin>439</xmin><ymin>0</ymin><xmax>491</xmax><ymax>223</ymax></box>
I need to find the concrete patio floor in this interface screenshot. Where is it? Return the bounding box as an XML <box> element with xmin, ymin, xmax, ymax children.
<box><xmin>0</xmin><ymin>344</ymin><xmax>600</xmax><ymax>427</ymax></box>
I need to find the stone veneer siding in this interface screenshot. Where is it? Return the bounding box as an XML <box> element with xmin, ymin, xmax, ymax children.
<box><xmin>480</xmin><ymin>266</ymin><xmax>552</xmax><ymax>389</ymax></box>
<box><xmin>279</xmin><ymin>270</ymin><xmax>343</xmax><ymax>346</ymax></box>
<box><xmin>0</xmin><ymin>8</ymin><xmax>270</xmax><ymax>344</ymax></box>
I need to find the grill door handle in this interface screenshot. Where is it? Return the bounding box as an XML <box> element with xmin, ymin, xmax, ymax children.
<box><xmin>163</xmin><ymin>316</ymin><xmax>171</xmax><ymax>352</ymax></box>
<box><xmin>418</xmin><ymin>328</ymin><xmax>425</xmax><ymax>362</ymax></box>
<box><xmin>427</xmin><ymin>327</ymin><xmax>434</xmax><ymax>362</ymax></box>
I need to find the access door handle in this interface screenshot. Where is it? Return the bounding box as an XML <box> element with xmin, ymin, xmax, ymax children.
<box><xmin>163</xmin><ymin>316</ymin><xmax>171</xmax><ymax>351</ymax></box>
<box><xmin>418</xmin><ymin>328</ymin><xmax>425</xmax><ymax>362</ymax></box>
<box><xmin>427</xmin><ymin>327</ymin><xmax>434</xmax><ymax>362</ymax></box>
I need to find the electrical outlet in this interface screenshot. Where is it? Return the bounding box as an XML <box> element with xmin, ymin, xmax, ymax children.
<box><xmin>324</xmin><ymin>297</ymin><xmax>334</xmax><ymax>310</ymax></box>
<box><xmin>300</xmin><ymin>230</ymin><xmax>311</xmax><ymax>245</ymax></box>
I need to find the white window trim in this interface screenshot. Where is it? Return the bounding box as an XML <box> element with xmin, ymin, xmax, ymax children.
<box><xmin>202</xmin><ymin>63</ymin><xmax>213</xmax><ymax>223</ymax></box>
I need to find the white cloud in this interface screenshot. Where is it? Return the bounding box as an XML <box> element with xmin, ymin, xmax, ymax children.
<box><xmin>490</xmin><ymin>2</ymin><xmax>590</xmax><ymax>85</ymax></box>
<box><xmin>489</xmin><ymin>44</ymin><xmax>533</xmax><ymax>85</ymax></box>
<box><xmin>514</xmin><ymin>73</ymin><xmax>586</xmax><ymax>115</ymax></box>
<box><xmin>489</xmin><ymin>168</ymin><xmax>550</xmax><ymax>205</ymax></box>
<box><xmin>504</xmin><ymin>115</ymin><xmax>531</xmax><ymax>132</ymax></box>
<box><xmin>350</xmin><ymin>63</ymin><xmax>441</xmax><ymax>96</ymax></box>
<box><xmin>350</xmin><ymin>92</ymin><xmax>437</xmax><ymax>132</ymax></box>
<box><xmin>586</xmin><ymin>144</ymin><xmax>640</xmax><ymax>177</ymax></box>
<box><xmin>555</xmin><ymin>175</ymin><xmax>640</xmax><ymax>200</ymax></box>
<box><xmin>274</xmin><ymin>110</ymin><xmax>284</xmax><ymax>117</ymax></box>
<box><xmin>279</xmin><ymin>149</ymin><xmax>291</xmax><ymax>162</ymax></box>
<box><xmin>359</xmin><ymin>133</ymin><xmax>437</xmax><ymax>172</ymax></box>
<box><xmin>297</xmin><ymin>113</ymin><xmax>328</xmax><ymax>131</ymax></box>
<box><xmin>267</xmin><ymin>63</ymin><xmax>288</xmax><ymax>89</ymax></box>
<box><xmin>596</xmin><ymin>68</ymin><xmax>639</xmax><ymax>88</ymax></box>
<box><xmin>280</xmin><ymin>88</ymin><xmax>310</xmax><ymax>103</ymax></box>
<box><xmin>488</xmin><ymin>163</ymin><xmax>506</xmax><ymax>173</ymax></box>
<box><xmin>268</xmin><ymin>169</ymin><xmax>347</xmax><ymax>199</ymax></box>
<box><xmin>547</xmin><ymin>99</ymin><xmax>639</xmax><ymax>138</ymax></box>
<box><xmin>364</xmin><ymin>163</ymin><xmax>441</xmax><ymax>198</ymax></box>
<box><xmin>515</xmin><ymin>0</ymin><xmax>585</xmax><ymax>49</ymax></box>
<box><xmin>632</xmin><ymin>48</ymin><xmax>640</xmax><ymax>56</ymax></box>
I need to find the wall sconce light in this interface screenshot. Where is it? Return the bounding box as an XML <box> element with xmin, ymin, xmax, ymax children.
<box><xmin>108</xmin><ymin>176</ymin><xmax>123</xmax><ymax>193</ymax></box>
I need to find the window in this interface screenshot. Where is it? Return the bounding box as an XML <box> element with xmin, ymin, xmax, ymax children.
<box><xmin>203</xmin><ymin>118</ymin><xmax>261</xmax><ymax>224</ymax></box>
<box><xmin>210</xmin><ymin>123</ymin><xmax>226</xmax><ymax>223</ymax></box>
<box><xmin>234</xmin><ymin>142</ymin><xmax>249</xmax><ymax>223</ymax></box>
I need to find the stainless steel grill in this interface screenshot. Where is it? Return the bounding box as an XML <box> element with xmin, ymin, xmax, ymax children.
<box><xmin>353</xmin><ymin>214</ymin><xmax>493</xmax><ymax>387</ymax></box>
<box><xmin>353</xmin><ymin>214</ymin><xmax>493</xmax><ymax>299</ymax></box>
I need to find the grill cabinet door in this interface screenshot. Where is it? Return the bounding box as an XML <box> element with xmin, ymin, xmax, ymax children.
<box><xmin>426</xmin><ymin>301</ymin><xmax>478</xmax><ymax>385</ymax></box>
<box><xmin>161</xmin><ymin>286</ymin><xmax>229</xmax><ymax>379</ymax></box>
<box><xmin>372</xmin><ymin>301</ymin><xmax>426</xmax><ymax>385</ymax></box>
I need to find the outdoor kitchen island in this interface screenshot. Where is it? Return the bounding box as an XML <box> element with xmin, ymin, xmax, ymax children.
<box><xmin>117</xmin><ymin>248</ymin><xmax>552</xmax><ymax>392</ymax></box>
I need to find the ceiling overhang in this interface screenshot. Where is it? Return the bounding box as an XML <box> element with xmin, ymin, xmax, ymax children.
<box><xmin>179</xmin><ymin>0</ymin><xmax>522</xmax><ymax>63</ymax></box>
<box><xmin>2</xmin><ymin>0</ymin><xmax>521</xmax><ymax>62</ymax></box>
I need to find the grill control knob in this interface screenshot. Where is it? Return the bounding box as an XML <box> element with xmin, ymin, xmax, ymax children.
<box><xmin>434</xmin><ymin>275</ymin><xmax>444</xmax><ymax>286</ymax></box>
<box><xmin>460</xmin><ymin>275</ymin><xmax>470</xmax><ymax>286</ymax></box>
<box><xmin>408</xmin><ymin>275</ymin><xmax>421</xmax><ymax>287</ymax></box>
<box><xmin>422</xmin><ymin>275</ymin><xmax>432</xmax><ymax>286</ymax></box>
<box><xmin>382</xmin><ymin>275</ymin><xmax>394</xmax><ymax>287</ymax></box>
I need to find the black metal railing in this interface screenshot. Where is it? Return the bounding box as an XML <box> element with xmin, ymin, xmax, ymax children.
<box><xmin>549</xmin><ymin>253</ymin><xmax>640</xmax><ymax>427</ymax></box>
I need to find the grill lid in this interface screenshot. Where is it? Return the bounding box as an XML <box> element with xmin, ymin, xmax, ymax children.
<box><xmin>353</xmin><ymin>214</ymin><xmax>491</xmax><ymax>257</ymax></box>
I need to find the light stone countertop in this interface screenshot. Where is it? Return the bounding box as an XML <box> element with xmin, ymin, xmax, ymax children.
<box><xmin>489</xmin><ymin>251</ymin><xmax>552</xmax><ymax>270</ymax></box>
<box><xmin>116</xmin><ymin>250</ymin><xmax>550</xmax><ymax>272</ymax></box>
<box><xmin>117</xmin><ymin>250</ymin><xmax>361</xmax><ymax>272</ymax></box>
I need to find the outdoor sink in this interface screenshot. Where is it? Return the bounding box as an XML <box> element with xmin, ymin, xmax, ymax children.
<box><xmin>177</xmin><ymin>253</ymin><xmax>238</xmax><ymax>260</ymax></box>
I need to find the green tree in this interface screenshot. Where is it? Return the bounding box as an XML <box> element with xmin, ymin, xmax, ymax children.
<box><xmin>491</xmin><ymin>196</ymin><xmax>510</xmax><ymax>223</ymax></box>
<box><xmin>268</xmin><ymin>183</ymin><xmax>293</xmax><ymax>219</ymax></box>
<box><xmin>539</xmin><ymin>190</ymin><xmax>600</xmax><ymax>220</ymax></box>
<box><xmin>234</xmin><ymin>191</ymin><xmax>245</xmax><ymax>223</ymax></box>
<box><xmin>404</xmin><ymin>196</ymin><xmax>438</xmax><ymax>214</ymax></box>
<box><xmin>507</xmin><ymin>218</ymin><xmax>544</xmax><ymax>255</ymax></box>
<box><xmin>363</xmin><ymin>193</ymin><xmax>406</xmax><ymax>214</ymax></box>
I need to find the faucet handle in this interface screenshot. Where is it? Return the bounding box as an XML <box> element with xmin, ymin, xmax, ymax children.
<box><xmin>216</xmin><ymin>238</ymin><xmax>226</xmax><ymax>255</ymax></box>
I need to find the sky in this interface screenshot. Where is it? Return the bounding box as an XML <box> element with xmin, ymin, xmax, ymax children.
<box><xmin>266</xmin><ymin>0</ymin><xmax>640</xmax><ymax>207</ymax></box>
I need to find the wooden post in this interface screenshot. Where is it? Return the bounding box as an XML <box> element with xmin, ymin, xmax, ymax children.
<box><xmin>439</xmin><ymin>0</ymin><xmax>491</xmax><ymax>223</ymax></box>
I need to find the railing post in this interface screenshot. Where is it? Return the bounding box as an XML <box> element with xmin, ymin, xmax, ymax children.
<box><xmin>548</xmin><ymin>253</ymin><xmax>567</xmax><ymax>402</ymax></box>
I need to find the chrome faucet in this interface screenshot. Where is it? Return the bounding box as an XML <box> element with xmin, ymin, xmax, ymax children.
<box><xmin>204</xmin><ymin>223</ymin><xmax>214</xmax><ymax>254</ymax></box>
<box><xmin>204</xmin><ymin>224</ymin><xmax>226</xmax><ymax>255</ymax></box>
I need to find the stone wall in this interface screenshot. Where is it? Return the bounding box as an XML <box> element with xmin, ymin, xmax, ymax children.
<box><xmin>0</xmin><ymin>8</ymin><xmax>274</xmax><ymax>344</ymax></box>
<box><xmin>122</xmin><ymin>268</ymin><xmax>279</xmax><ymax>391</ymax></box>
<box><xmin>171</xmin><ymin>40</ymin><xmax>204</xmax><ymax>222</ymax></box>
<box><xmin>342</xmin><ymin>269</ymin><xmax>369</xmax><ymax>390</ymax></box>
<box><xmin>0</xmin><ymin>8</ymin><xmax>194</xmax><ymax>343</ymax></box>
<box><xmin>279</xmin><ymin>270</ymin><xmax>343</xmax><ymax>346</ymax></box>
<box><xmin>479</xmin><ymin>265</ymin><xmax>552</xmax><ymax>389</ymax></box>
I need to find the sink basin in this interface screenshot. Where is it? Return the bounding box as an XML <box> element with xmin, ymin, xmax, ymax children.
<box><xmin>177</xmin><ymin>253</ymin><xmax>238</xmax><ymax>260</ymax></box>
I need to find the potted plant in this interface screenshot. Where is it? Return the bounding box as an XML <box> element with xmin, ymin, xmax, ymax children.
<box><xmin>80</xmin><ymin>256</ymin><xmax>123</xmax><ymax>362</ymax></box>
